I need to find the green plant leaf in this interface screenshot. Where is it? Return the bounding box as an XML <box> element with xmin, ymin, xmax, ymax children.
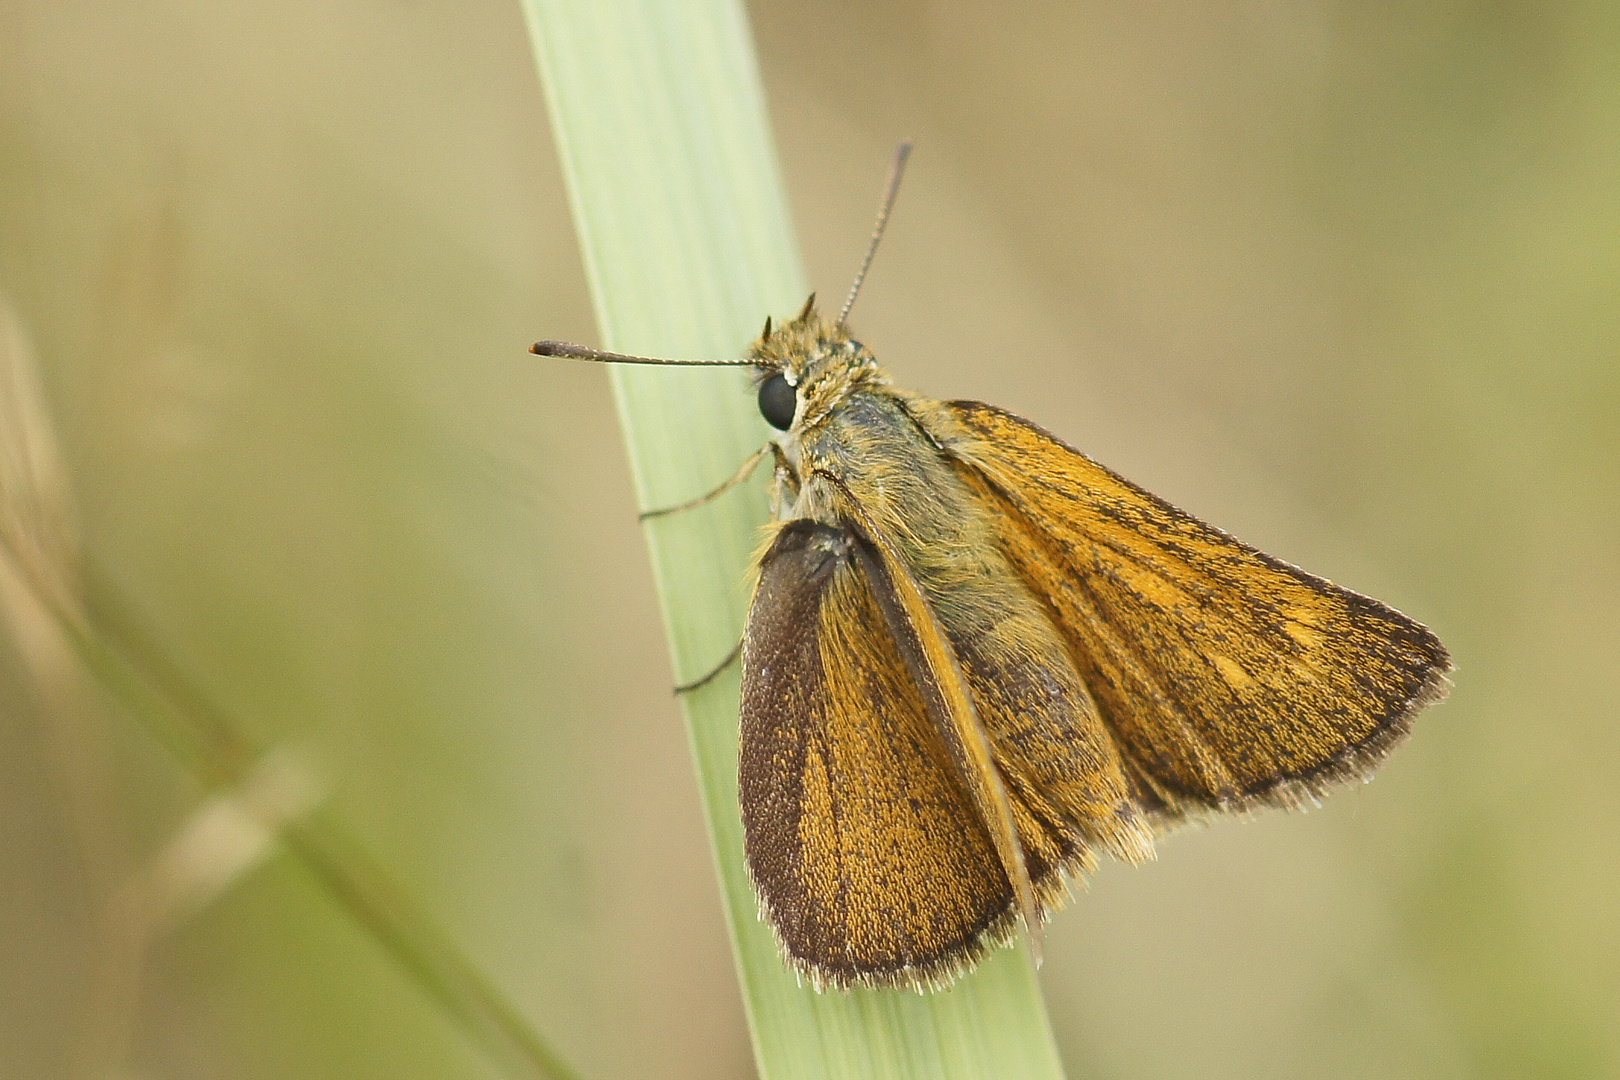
<box><xmin>519</xmin><ymin>2</ymin><xmax>1068</xmax><ymax>1076</ymax></box>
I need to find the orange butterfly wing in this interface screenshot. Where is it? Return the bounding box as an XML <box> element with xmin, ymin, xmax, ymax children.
<box><xmin>931</xmin><ymin>399</ymin><xmax>1452</xmax><ymax>819</ymax></box>
<box><xmin>740</xmin><ymin>519</ymin><xmax>1018</xmax><ymax>989</ymax></box>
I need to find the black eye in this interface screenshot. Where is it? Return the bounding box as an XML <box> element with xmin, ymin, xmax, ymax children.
<box><xmin>758</xmin><ymin>373</ymin><xmax>796</xmax><ymax>430</ymax></box>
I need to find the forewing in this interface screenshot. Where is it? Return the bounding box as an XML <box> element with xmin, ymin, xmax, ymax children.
<box><xmin>739</xmin><ymin>519</ymin><xmax>1011</xmax><ymax>989</ymax></box>
<box><xmin>939</xmin><ymin>400</ymin><xmax>1452</xmax><ymax>817</ymax></box>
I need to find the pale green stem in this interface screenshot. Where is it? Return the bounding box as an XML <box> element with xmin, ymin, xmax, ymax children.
<box><xmin>518</xmin><ymin>2</ymin><xmax>1068</xmax><ymax>1077</ymax></box>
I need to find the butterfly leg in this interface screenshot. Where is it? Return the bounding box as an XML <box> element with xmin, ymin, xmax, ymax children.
<box><xmin>666</xmin><ymin>446</ymin><xmax>797</xmax><ymax>694</ymax></box>
<box><xmin>639</xmin><ymin>441</ymin><xmax>774</xmax><ymax>520</ymax></box>
<box><xmin>674</xmin><ymin>635</ymin><xmax>744</xmax><ymax>695</ymax></box>
<box><xmin>768</xmin><ymin>443</ymin><xmax>800</xmax><ymax>519</ymax></box>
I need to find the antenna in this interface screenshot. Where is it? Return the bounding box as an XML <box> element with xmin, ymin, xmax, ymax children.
<box><xmin>530</xmin><ymin>341</ymin><xmax>754</xmax><ymax>366</ymax></box>
<box><xmin>837</xmin><ymin>141</ymin><xmax>912</xmax><ymax>328</ymax></box>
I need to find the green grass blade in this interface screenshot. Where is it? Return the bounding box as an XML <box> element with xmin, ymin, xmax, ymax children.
<box><xmin>518</xmin><ymin>2</ymin><xmax>1068</xmax><ymax>1076</ymax></box>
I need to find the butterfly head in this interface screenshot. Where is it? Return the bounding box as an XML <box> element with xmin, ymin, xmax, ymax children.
<box><xmin>749</xmin><ymin>294</ymin><xmax>886</xmax><ymax>435</ymax></box>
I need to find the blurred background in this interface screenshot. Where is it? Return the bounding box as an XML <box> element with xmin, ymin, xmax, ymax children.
<box><xmin>1</xmin><ymin>1</ymin><xmax>1616</xmax><ymax>1078</ymax></box>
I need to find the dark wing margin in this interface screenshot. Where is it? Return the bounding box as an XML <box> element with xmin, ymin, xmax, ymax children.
<box><xmin>936</xmin><ymin>400</ymin><xmax>1453</xmax><ymax>821</ymax></box>
<box><xmin>739</xmin><ymin>519</ymin><xmax>1017</xmax><ymax>990</ymax></box>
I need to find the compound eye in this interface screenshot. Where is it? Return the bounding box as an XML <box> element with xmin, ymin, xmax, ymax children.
<box><xmin>757</xmin><ymin>373</ymin><xmax>796</xmax><ymax>430</ymax></box>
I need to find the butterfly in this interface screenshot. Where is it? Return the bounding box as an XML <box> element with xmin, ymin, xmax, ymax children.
<box><xmin>533</xmin><ymin>146</ymin><xmax>1451</xmax><ymax>992</ymax></box>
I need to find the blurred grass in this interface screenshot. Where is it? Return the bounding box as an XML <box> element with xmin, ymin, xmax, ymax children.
<box><xmin>0</xmin><ymin>217</ymin><xmax>576</xmax><ymax>1079</ymax></box>
<box><xmin>1</xmin><ymin>1</ymin><xmax>1617</xmax><ymax>1079</ymax></box>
